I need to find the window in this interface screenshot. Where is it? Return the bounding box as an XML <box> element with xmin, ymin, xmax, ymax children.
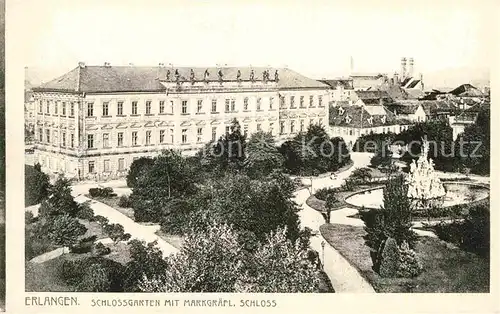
<box><xmin>310</xmin><ymin>118</ymin><xmax>314</xmax><ymax>125</ymax></box>
<box><xmin>318</xmin><ymin>95</ymin><xmax>323</xmax><ymax>107</ymax></box>
<box><xmin>132</xmin><ymin>131</ymin><xmax>138</xmax><ymax>146</ymax></box>
<box><xmin>269</xmin><ymin>123</ymin><xmax>274</xmax><ymax>135</ymax></box>
<box><xmin>212</xmin><ymin>99</ymin><xmax>218</xmax><ymax>113</ymax></box>
<box><xmin>291</xmin><ymin>121</ymin><xmax>295</xmax><ymax>133</ymax></box>
<box><xmin>349</xmin><ymin>129</ymin><xmax>353</xmax><ymax>136</ymax></box>
<box><xmin>159</xmin><ymin>100</ymin><xmax>165</xmax><ymax>113</ymax></box>
<box><xmin>197</xmin><ymin>100</ymin><xmax>203</xmax><ymax>113</ymax></box>
<box><xmin>146</xmin><ymin>130</ymin><xmax>151</xmax><ymax>145</ymax></box>
<box><xmin>118</xmin><ymin>158</ymin><xmax>125</xmax><ymax>171</ymax></box>
<box><xmin>300</xmin><ymin>120</ymin><xmax>305</xmax><ymax>132</ymax></box>
<box><xmin>38</xmin><ymin>128</ymin><xmax>43</xmax><ymax>142</ymax></box>
<box><xmin>103</xmin><ymin>133</ymin><xmax>110</xmax><ymax>148</ymax></box>
<box><xmin>244</xmin><ymin>97</ymin><xmax>249</xmax><ymax>111</ymax></box>
<box><xmin>309</xmin><ymin>95</ymin><xmax>314</xmax><ymax>107</ymax></box>
<box><xmin>62</xmin><ymin>102</ymin><xmax>66</xmax><ymax>115</ymax></box>
<box><xmin>170</xmin><ymin>129</ymin><xmax>174</xmax><ymax>143</ymax></box>
<box><xmin>100</xmin><ymin>102</ymin><xmax>108</xmax><ymax>116</ymax></box>
<box><xmin>87</xmin><ymin>134</ymin><xmax>94</xmax><ymax>149</ymax></box>
<box><xmin>290</xmin><ymin>96</ymin><xmax>295</xmax><ymax>108</ymax></box>
<box><xmin>87</xmin><ymin>103</ymin><xmax>94</xmax><ymax>117</ymax></box>
<box><xmin>46</xmin><ymin>101</ymin><xmax>50</xmax><ymax>114</ymax></box>
<box><xmin>104</xmin><ymin>160</ymin><xmax>110</xmax><ymax>172</ymax></box>
<box><xmin>182</xmin><ymin>129</ymin><xmax>187</xmax><ymax>143</ymax></box>
<box><xmin>212</xmin><ymin>127</ymin><xmax>217</xmax><ymax>141</ymax></box>
<box><xmin>46</xmin><ymin>129</ymin><xmax>50</xmax><ymax>143</ymax></box>
<box><xmin>257</xmin><ymin>97</ymin><xmax>262</xmax><ymax>111</ymax></box>
<box><xmin>182</xmin><ymin>100</ymin><xmax>188</xmax><ymax>114</ymax></box>
<box><xmin>88</xmin><ymin>161</ymin><xmax>95</xmax><ymax>173</ymax></box>
<box><xmin>132</xmin><ymin>101</ymin><xmax>138</xmax><ymax>115</ymax></box>
<box><xmin>61</xmin><ymin>132</ymin><xmax>66</xmax><ymax>147</ymax></box>
<box><xmin>117</xmin><ymin>132</ymin><xmax>124</xmax><ymax>147</ymax></box>
<box><xmin>197</xmin><ymin>127</ymin><xmax>203</xmax><ymax>142</ymax></box>
<box><xmin>269</xmin><ymin>97</ymin><xmax>274</xmax><ymax>110</ymax></box>
<box><xmin>170</xmin><ymin>101</ymin><xmax>174</xmax><ymax>114</ymax></box>
<box><xmin>280</xmin><ymin>121</ymin><xmax>285</xmax><ymax>134</ymax></box>
<box><xmin>243</xmin><ymin>124</ymin><xmax>248</xmax><ymax>136</ymax></box>
<box><xmin>231</xmin><ymin>99</ymin><xmax>235</xmax><ymax>112</ymax></box>
<box><xmin>279</xmin><ymin>95</ymin><xmax>285</xmax><ymax>109</ymax></box>
<box><xmin>117</xmin><ymin>102</ymin><xmax>123</xmax><ymax>115</ymax></box>
<box><xmin>146</xmin><ymin>101</ymin><xmax>152</xmax><ymax>114</ymax></box>
<box><xmin>159</xmin><ymin>130</ymin><xmax>165</xmax><ymax>143</ymax></box>
<box><xmin>54</xmin><ymin>102</ymin><xmax>58</xmax><ymax>115</ymax></box>
<box><xmin>70</xmin><ymin>103</ymin><xmax>75</xmax><ymax>116</ymax></box>
<box><xmin>38</xmin><ymin>101</ymin><xmax>43</xmax><ymax>113</ymax></box>
<box><xmin>257</xmin><ymin>124</ymin><xmax>262</xmax><ymax>131</ymax></box>
<box><xmin>300</xmin><ymin>96</ymin><xmax>304</xmax><ymax>108</ymax></box>
<box><xmin>70</xmin><ymin>133</ymin><xmax>74</xmax><ymax>148</ymax></box>
<box><xmin>53</xmin><ymin>131</ymin><xmax>58</xmax><ymax>145</ymax></box>
<box><xmin>225</xmin><ymin>99</ymin><xmax>230</xmax><ymax>112</ymax></box>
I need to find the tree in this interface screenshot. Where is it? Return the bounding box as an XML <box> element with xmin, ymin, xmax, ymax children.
<box><xmin>139</xmin><ymin>223</ymin><xmax>245</xmax><ymax>292</ymax></box>
<box><xmin>25</xmin><ymin>164</ymin><xmax>51</xmax><ymax>206</ymax></box>
<box><xmin>123</xmin><ymin>239</ymin><xmax>170</xmax><ymax>292</ymax></box>
<box><xmin>130</xmin><ymin>150</ymin><xmax>199</xmax><ymax>222</ymax></box>
<box><xmin>360</xmin><ymin>175</ymin><xmax>417</xmax><ymax>272</ymax></box>
<box><xmin>456</xmin><ymin>108</ymin><xmax>490</xmax><ymax>175</ymax></box>
<box><xmin>126</xmin><ymin>157</ymin><xmax>154</xmax><ymax>188</ymax></box>
<box><xmin>350</xmin><ymin>167</ymin><xmax>372</xmax><ymax>183</ymax></box>
<box><xmin>78</xmin><ymin>263</ymin><xmax>112</xmax><ymax>292</ymax></box>
<box><xmin>38</xmin><ymin>176</ymin><xmax>81</xmax><ymax>218</ymax></box>
<box><xmin>42</xmin><ymin>214</ymin><xmax>87</xmax><ymax>247</ymax></box>
<box><xmin>103</xmin><ymin>223</ymin><xmax>129</xmax><ymax>243</ymax></box>
<box><xmin>205</xmin><ymin>119</ymin><xmax>247</xmax><ymax>172</ymax></box>
<box><xmin>244</xmin><ymin>131</ymin><xmax>284</xmax><ymax>179</ymax></box>
<box><xmin>370</xmin><ymin>139</ymin><xmax>393</xmax><ymax>169</ymax></box>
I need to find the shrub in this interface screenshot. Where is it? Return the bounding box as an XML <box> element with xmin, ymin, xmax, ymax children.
<box><xmin>62</xmin><ymin>257</ymin><xmax>126</xmax><ymax>292</ymax></box>
<box><xmin>104</xmin><ymin>223</ymin><xmax>128</xmax><ymax>242</ymax></box>
<box><xmin>76</xmin><ymin>202</ymin><xmax>95</xmax><ymax>221</ymax></box>
<box><xmin>93</xmin><ymin>242</ymin><xmax>111</xmax><ymax>256</ymax></box>
<box><xmin>94</xmin><ymin>215</ymin><xmax>109</xmax><ymax>225</ymax></box>
<box><xmin>126</xmin><ymin>157</ymin><xmax>155</xmax><ymax>188</ymax></box>
<box><xmin>397</xmin><ymin>241</ymin><xmax>423</xmax><ymax>278</ymax></box>
<box><xmin>379</xmin><ymin>237</ymin><xmax>400</xmax><ymax>278</ymax></box>
<box><xmin>118</xmin><ymin>195</ymin><xmax>132</xmax><ymax>208</ymax></box>
<box><xmin>78</xmin><ymin>263</ymin><xmax>112</xmax><ymax>292</ymax></box>
<box><xmin>25</xmin><ymin>211</ymin><xmax>35</xmax><ymax>225</ymax></box>
<box><xmin>314</xmin><ymin>187</ymin><xmax>336</xmax><ymax>201</ymax></box>
<box><xmin>340</xmin><ymin>178</ymin><xmax>356</xmax><ymax>192</ymax></box>
<box><xmin>89</xmin><ymin>187</ymin><xmax>116</xmax><ymax>198</ymax></box>
<box><xmin>70</xmin><ymin>235</ymin><xmax>97</xmax><ymax>254</ymax></box>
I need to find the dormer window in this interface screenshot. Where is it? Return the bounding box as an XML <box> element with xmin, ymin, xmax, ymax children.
<box><xmin>381</xmin><ymin>116</ymin><xmax>387</xmax><ymax>124</ymax></box>
<box><xmin>345</xmin><ymin>115</ymin><xmax>352</xmax><ymax>124</ymax></box>
<box><xmin>338</xmin><ymin>107</ymin><xmax>345</xmax><ymax>115</ymax></box>
<box><xmin>367</xmin><ymin>117</ymin><xmax>373</xmax><ymax>125</ymax></box>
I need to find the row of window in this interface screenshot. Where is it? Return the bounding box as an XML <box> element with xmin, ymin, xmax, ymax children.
<box><xmin>332</xmin><ymin>125</ymin><xmax>409</xmax><ymax>136</ymax></box>
<box><xmin>279</xmin><ymin>118</ymin><xmax>324</xmax><ymax>134</ymax></box>
<box><xmin>88</xmin><ymin>158</ymin><xmax>126</xmax><ymax>173</ymax></box>
<box><xmin>38</xmin><ymin>129</ymin><xmax>76</xmax><ymax>148</ymax></box>
<box><xmin>38</xmin><ymin>94</ymin><xmax>325</xmax><ymax>118</ymax></box>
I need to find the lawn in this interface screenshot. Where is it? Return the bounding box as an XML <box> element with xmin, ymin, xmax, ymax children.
<box><xmin>88</xmin><ymin>195</ymin><xmax>135</xmax><ymax>220</ymax></box>
<box><xmin>25</xmin><ymin>242</ymin><xmax>132</xmax><ymax>292</ymax></box>
<box><xmin>155</xmin><ymin>230</ymin><xmax>185</xmax><ymax>250</ymax></box>
<box><xmin>320</xmin><ymin>223</ymin><xmax>489</xmax><ymax>293</ymax></box>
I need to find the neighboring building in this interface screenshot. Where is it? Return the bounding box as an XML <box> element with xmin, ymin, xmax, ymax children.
<box><xmin>319</xmin><ymin>79</ymin><xmax>356</xmax><ymax>105</ymax></box>
<box><xmin>420</xmin><ymin>100</ymin><xmax>459</xmax><ymax>122</ymax></box>
<box><xmin>385</xmin><ymin>101</ymin><xmax>427</xmax><ymax>122</ymax></box>
<box><xmin>329</xmin><ymin>104</ymin><xmax>412</xmax><ymax>148</ymax></box>
<box><xmin>32</xmin><ymin>63</ymin><xmax>329</xmax><ymax>180</ymax></box>
<box><xmin>450</xmin><ymin>102</ymin><xmax>489</xmax><ymax>140</ymax></box>
<box><xmin>351</xmin><ymin>90</ymin><xmax>393</xmax><ymax>107</ymax></box>
<box><xmin>349</xmin><ymin>73</ymin><xmax>386</xmax><ymax>91</ymax></box>
<box><xmin>24</xmin><ymin>90</ymin><xmax>35</xmax><ymax>136</ymax></box>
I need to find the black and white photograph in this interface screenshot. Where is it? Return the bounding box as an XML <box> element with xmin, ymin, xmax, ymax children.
<box><xmin>19</xmin><ymin>0</ymin><xmax>492</xmax><ymax>298</ymax></box>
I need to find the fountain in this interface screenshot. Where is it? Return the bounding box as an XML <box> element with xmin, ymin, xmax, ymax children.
<box><xmin>406</xmin><ymin>139</ymin><xmax>446</xmax><ymax>209</ymax></box>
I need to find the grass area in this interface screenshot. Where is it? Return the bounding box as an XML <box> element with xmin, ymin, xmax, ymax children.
<box><xmin>25</xmin><ymin>242</ymin><xmax>132</xmax><ymax>292</ymax></box>
<box><xmin>155</xmin><ymin>230</ymin><xmax>185</xmax><ymax>250</ymax></box>
<box><xmin>308</xmin><ymin>184</ymin><xmax>384</xmax><ymax>213</ymax></box>
<box><xmin>88</xmin><ymin>195</ymin><xmax>135</xmax><ymax>220</ymax></box>
<box><xmin>79</xmin><ymin>219</ymin><xmax>108</xmax><ymax>240</ymax></box>
<box><xmin>320</xmin><ymin>223</ymin><xmax>489</xmax><ymax>293</ymax></box>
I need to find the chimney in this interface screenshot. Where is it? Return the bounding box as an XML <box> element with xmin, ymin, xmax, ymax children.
<box><xmin>159</xmin><ymin>63</ymin><xmax>165</xmax><ymax>67</ymax></box>
<box><xmin>78</xmin><ymin>62</ymin><xmax>86</xmax><ymax>68</ymax></box>
<box><xmin>419</xmin><ymin>73</ymin><xmax>424</xmax><ymax>91</ymax></box>
<box><xmin>400</xmin><ymin>57</ymin><xmax>407</xmax><ymax>80</ymax></box>
<box><xmin>394</xmin><ymin>72</ymin><xmax>399</xmax><ymax>85</ymax></box>
<box><xmin>104</xmin><ymin>62</ymin><xmax>111</xmax><ymax>68</ymax></box>
<box><xmin>408</xmin><ymin>58</ymin><xmax>414</xmax><ymax>78</ymax></box>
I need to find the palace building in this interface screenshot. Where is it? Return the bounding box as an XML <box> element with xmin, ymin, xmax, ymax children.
<box><xmin>31</xmin><ymin>63</ymin><xmax>329</xmax><ymax>181</ymax></box>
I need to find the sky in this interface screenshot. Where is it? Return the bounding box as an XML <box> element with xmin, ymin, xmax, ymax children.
<box><xmin>9</xmin><ymin>0</ymin><xmax>495</xmax><ymax>88</ymax></box>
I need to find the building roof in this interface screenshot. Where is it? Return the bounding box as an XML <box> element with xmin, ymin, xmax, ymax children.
<box><xmin>385</xmin><ymin>103</ymin><xmax>421</xmax><ymax>115</ymax></box>
<box><xmin>33</xmin><ymin>65</ymin><xmax>329</xmax><ymax>93</ymax></box>
<box><xmin>449</xmin><ymin>83</ymin><xmax>484</xmax><ymax>97</ymax></box>
<box><xmin>420</xmin><ymin>100</ymin><xmax>458</xmax><ymax>115</ymax></box>
<box><xmin>350</xmin><ymin>73</ymin><xmax>385</xmax><ymax>78</ymax></box>
<box><xmin>319</xmin><ymin>79</ymin><xmax>354</xmax><ymax>90</ymax></box>
<box><xmin>355</xmin><ymin>90</ymin><xmax>392</xmax><ymax>101</ymax></box>
<box><xmin>329</xmin><ymin>104</ymin><xmax>408</xmax><ymax>128</ymax></box>
<box><xmin>405</xmin><ymin>88</ymin><xmax>425</xmax><ymax>99</ymax></box>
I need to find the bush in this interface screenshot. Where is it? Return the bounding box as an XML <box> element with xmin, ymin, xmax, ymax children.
<box><xmin>62</xmin><ymin>257</ymin><xmax>125</xmax><ymax>292</ymax></box>
<box><xmin>76</xmin><ymin>202</ymin><xmax>95</xmax><ymax>221</ymax></box>
<box><xmin>127</xmin><ymin>157</ymin><xmax>155</xmax><ymax>188</ymax></box>
<box><xmin>89</xmin><ymin>187</ymin><xmax>116</xmax><ymax>198</ymax></box>
<box><xmin>70</xmin><ymin>235</ymin><xmax>97</xmax><ymax>254</ymax></box>
<box><xmin>93</xmin><ymin>242</ymin><xmax>111</xmax><ymax>256</ymax></box>
<box><xmin>78</xmin><ymin>263</ymin><xmax>112</xmax><ymax>292</ymax></box>
<box><xmin>379</xmin><ymin>237</ymin><xmax>400</xmax><ymax>278</ymax></box>
<box><xmin>314</xmin><ymin>187</ymin><xmax>336</xmax><ymax>201</ymax></box>
<box><xmin>397</xmin><ymin>241</ymin><xmax>423</xmax><ymax>278</ymax></box>
<box><xmin>340</xmin><ymin>178</ymin><xmax>356</xmax><ymax>192</ymax></box>
<box><xmin>118</xmin><ymin>195</ymin><xmax>132</xmax><ymax>208</ymax></box>
<box><xmin>94</xmin><ymin>215</ymin><xmax>109</xmax><ymax>225</ymax></box>
<box><xmin>25</xmin><ymin>211</ymin><xmax>35</xmax><ymax>225</ymax></box>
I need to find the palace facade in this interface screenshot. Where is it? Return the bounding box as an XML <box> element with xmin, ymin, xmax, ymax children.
<box><xmin>32</xmin><ymin>63</ymin><xmax>329</xmax><ymax>180</ymax></box>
